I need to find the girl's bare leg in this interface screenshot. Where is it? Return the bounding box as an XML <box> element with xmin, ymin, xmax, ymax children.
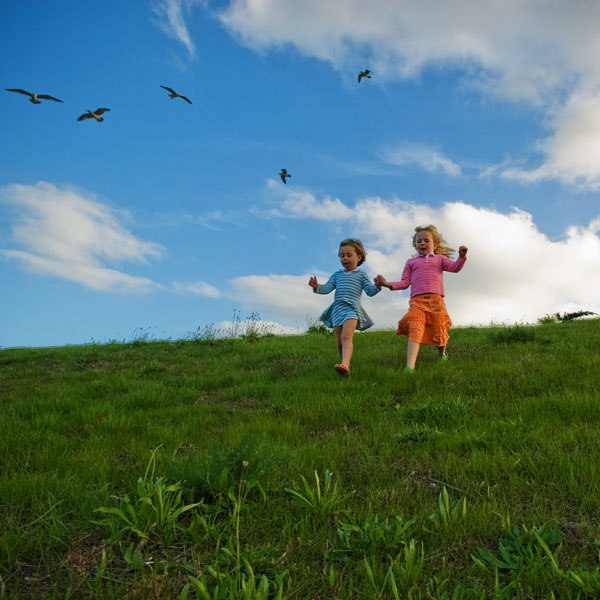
<box><xmin>436</xmin><ymin>345</ymin><xmax>446</xmax><ymax>356</ymax></box>
<box><xmin>340</xmin><ymin>319</ymin><xmax>358</xmax><ymax>366</ymax></box>
<box><xmin>407</xmin><ymin>340</ymin><xmax>420</xmax><ymax>369</ymax></box>
<box><xmin>334</xmin><ymin>326</ymin><xmax>343</xmax><ymax>360</ymax></box>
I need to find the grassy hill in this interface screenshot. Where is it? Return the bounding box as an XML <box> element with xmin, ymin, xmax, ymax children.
<box><xmin>1</xmin><ymin>319</ymin><xmax>600</xmax><ymax>599</ymax></box>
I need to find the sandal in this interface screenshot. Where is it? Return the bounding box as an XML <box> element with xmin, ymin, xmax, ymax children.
<box><xmin>334</xmin><ymin>363</ymin><xmax>350</xmax><ymax>376</ymax></box>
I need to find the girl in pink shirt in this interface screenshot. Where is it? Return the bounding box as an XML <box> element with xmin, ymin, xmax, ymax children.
<box><xmin>375</xmin><ymin>225</ymin><xmax>468</xmax><ymax>372</ymax></box>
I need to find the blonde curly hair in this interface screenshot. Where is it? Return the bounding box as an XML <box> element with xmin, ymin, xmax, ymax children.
<box><xmin>412</xmin><ymin>225</ymin><xmax>455</xmax><ymax>258</ymax></box>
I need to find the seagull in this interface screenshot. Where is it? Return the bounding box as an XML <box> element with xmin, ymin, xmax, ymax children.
<box><xmin>77</xmin><ymin>108</ymin><xmax>111</xmax><ymax>122</ymax></box>
<box><xmin>160</xmin><ymin>86</ymin><xmax>192</xmax><ymax>104</ymax></box>
<box><xmin>358</xmin><ymin>69</ymin><xmax>371</xmax><ymax>83</ymax></box>
<box><xmin>279</xmin><ymin>168</ymin><xmax>291</xmax><ymax>184</ymax></box>
<box><xmin>6</xmin><ymin>88</ymin><xmax>63</xmax><ymax>103</ymax></box>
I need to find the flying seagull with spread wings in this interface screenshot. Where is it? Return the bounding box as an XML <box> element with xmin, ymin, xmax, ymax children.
<box><xmin>77</xmin><ymin>108</ymin><xmax>111</xmax><ymax>122</ymax></box>
<box><xmin>6</xmin><ymin>88</ymin><xmax>63</xmax><ymax>103</ymax></box>
<box><xmin>358</xmin><ymin>70</ymin><xmax>371</xmax><ymax>83</ymax></box>
<box><xmin>160</xmin><ymin>86</ymin><xmax>192</xmax><ymax>104</ymax></box>
<box><xmin>279</xmin><ymin>168</ymin><xmax>291</xmax><ymax>184</ymax></box>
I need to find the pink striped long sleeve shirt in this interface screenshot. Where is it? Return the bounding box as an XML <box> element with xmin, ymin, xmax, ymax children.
<box><xmin>390</xmin><ymin>253</ymin><xmax>466</xmax><ymax>297</ymax></box>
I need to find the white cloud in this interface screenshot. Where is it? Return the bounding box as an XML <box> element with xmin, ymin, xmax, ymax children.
<box><xmin>172</xmin><ymin>280</ymin><xmax>221</xmax><ymax>297</ymax></box>
<box><xmin>0</xmin><ymin>182</ymin><xmax>164</xmax><ymax>293</ymax></box>
<box><xmin>235</xmin><ymin>196</ymin><xmax>600</xmax><ymax>328</ymax></box>
<box><xmin>153</xmin><ymin>0</ymin><xmax>205</xmax><ymax>57</ymax></box>
<box><xmin>502</xmin><ymin>90</ymin><xmax>600</xmax><ymax>188</ymax></box>
<box><xmin>229</xmin><ymin>273</ymin><xmax>329</xmax><ymax>326</ymax></box>
<box><xmin>257</xmin><ymin>179</ymin><xmax>354</xmax><ymax>221</ymax></box>
<box><xmin>382</xmin><ymin>143</ymin><xmax>462</xmax><ymax>177</ymax></box>
<box><xmin>218</xmin><ymin>0</ymin><xmax>600</xmax><ymax>188</ymax></box>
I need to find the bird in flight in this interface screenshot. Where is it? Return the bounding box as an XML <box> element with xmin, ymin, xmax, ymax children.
<box><xmin>77</xmin><ymin>108</ymin><xmax>111</xmax><ymax>122</ymax></box>
<box><xmin>160</xmin><ymin>86</ymin><xmax>192</xmax><ymax>104</ymax></box>
<box><xmin>358</xmin><ymin>70</ymin><xmax>371</xmax><ymax>83</ymax></box>
<box><xmin>6</xmin><ymin>88</ymin><xmax>63</xmax><ymax>103</ymax></box>
<box><xmin>279</xmin><ymin>168</ymin><xmax>291</xmax><ymax>184</ymax></box>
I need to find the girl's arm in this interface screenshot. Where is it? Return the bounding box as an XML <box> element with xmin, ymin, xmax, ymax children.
<box><xmin>441</xmin><ymin>248</ymin><xmax>468</xmax><ymax>273</ymax></box>
<box><xmin>361</xmin><ymin>272</ymin><xmax>380</xmax><ymax>297</ymax></box>
<box><xmin>387</xmin><ymin>262</ymin><xmax>412</xmax><ymax>291</ymax></box>
<box><xmin>310</xmin><ymin>272</ymin><xmax>336</xmax><ymax>294</ymax></box>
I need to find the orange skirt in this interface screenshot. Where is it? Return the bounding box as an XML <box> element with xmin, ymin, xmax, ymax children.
<box><xmin>396</xmin><ymin>294</ymin><xmax>452</xmax><ymax>346</ymax></box>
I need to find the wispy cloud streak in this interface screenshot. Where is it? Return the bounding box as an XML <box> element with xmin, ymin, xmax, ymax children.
<box><xmin>153</xmin><ymin>0</ymin><xmax>204</xmax><ymax>57</ymax></box>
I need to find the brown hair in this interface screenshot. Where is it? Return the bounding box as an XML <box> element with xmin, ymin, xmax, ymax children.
<box><xmin>339</xmin><ymin>238</ymin><xmax>367</xmax><ymax>266</ymax></box>
<box><xmin>412</xmin><ymin>225</ymin><xmax>455</xmax><ymax>258</ymax></box>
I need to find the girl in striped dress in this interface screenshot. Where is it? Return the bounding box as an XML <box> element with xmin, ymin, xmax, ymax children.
<box><xmin>309</xmin><ymin>238</ymin><xmax>381</xmax><ymax>376</ymax></box>
<box><xmin>375</xmin><ymin>225</ymin><xmax>468</xmax><ymax>373</ymax></box>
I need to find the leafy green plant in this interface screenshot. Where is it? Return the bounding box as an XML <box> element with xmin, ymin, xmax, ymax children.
<box><xmin>423</xmin><ymin>576</ymin><xmax>475</xmax><ymax>600</ymax></box>
<box><xmin>394</xmin><ymin>423</ymin><xmax>443</xmax><ymax>444</ymax></box>
<box><xmin>306</xmin><ymin>320</ymin><xmax>333</xmax><ymax>335</ymax></box>
<box><xmin>426</xmin><ymin>487</ymin><xmax>467</xmax><ymax>537</ymax></box>
<box><xmin>123</xmin><ymin>542</ymin><xmax>145</xmax><ymax>573</ymax></box>
<box><xmin>182</xmin><ymin>559</ymin><xmax>288</xmax><ymax>600</ymax></box>
<box><xmin>214</xmin><ymin>544</ymin><xmax>287</xmax><ymax>582</ymax></box>
<box><xmin>326</xmin><ymin>515</ymin><xmax>416</xmax><ymax>561</ymax></box>
<box><xmin>93</xmin><ymin>447</ymin><xmax>201</xmax><ymax>546</ymax></box>
<box><xmin>364</xmin><ymin>539</ymin><xmax>424</xmax><ymax>599</ymax></box>
<box><xmin>285</xmin><ymin>469</ymin><xmax>355</xmax><ymax>525</ymax></box>
<box><xmin>534</xmin><ymin>533</ymin><xmax>600</xmax><ymax>596</ymax></box>
<box><xmin>168</xmin><ymin>435</ymin><xmax>278</xmax><ymax>504</ymax></box>
<box><xmin>387</xmin><ymin>539</ymin><xmax>425</xmax><ymax>596</ymax></box>
<box><xmin>562</xmin><ymin>562</ymin><xmax>600</xmax><ymax>596</ymax></box>
<box><xmin>472</xmin><ymin>520</ymin><xmax>561</xmax><ymax>575</ymax></box>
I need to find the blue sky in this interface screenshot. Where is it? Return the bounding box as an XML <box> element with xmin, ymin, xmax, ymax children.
<box><xmin>2</xmin><ymin>0</ymin><xmax>599</xmax><ymax>348</ymax></box>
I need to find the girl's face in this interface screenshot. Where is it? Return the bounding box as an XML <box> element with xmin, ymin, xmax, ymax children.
<box><xmin>415</xmin><ymin>230</ymin><xmax>437</xmax><ymax>256</ymax></box>
<box><xmin>339</xmin><ymin>245</ymin><xmax>361</xmax><ymax>271</ymax></box>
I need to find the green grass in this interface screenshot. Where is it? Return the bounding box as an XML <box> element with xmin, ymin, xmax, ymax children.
<box><xmin>1</xmin><ymin>320</ymin><xmax>600</xmax><ymax>598</ymax></box>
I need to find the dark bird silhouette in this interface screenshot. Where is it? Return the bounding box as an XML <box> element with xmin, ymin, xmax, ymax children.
<box><xmin>6</xmin><ymin>88</ymin><xmax>63</xmax><ymax>103</ymax></box>
<box><xmin>279</xmin><ymin>168</ymin><xmax>291</xmax><ymax>184</ymax></box>
<box><xmin>160</xmin><ymin>85</ymin><xmax>192</xmax><ymax>104</ymax></box>
<box><xmin>77</xmin><ymin>108</ymin><xmax>111</xmax><ymax>122</ymax></box>
<box><xmin>358</xmin><ymin>70</ymin><xmax>371</xmax><ymax>83</ymax></box>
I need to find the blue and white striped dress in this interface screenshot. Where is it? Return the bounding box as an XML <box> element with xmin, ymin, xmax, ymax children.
<box><xmin>313</xmin><ymin>268</ymin><xmax>380</xmax><ymax>330</ymax></box>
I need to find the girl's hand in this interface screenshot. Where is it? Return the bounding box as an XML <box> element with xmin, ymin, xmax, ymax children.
<box><xmin>375</xmin><ymin>274</ymin><xmax>390</xmax><ymax>289</ymax></box>
<box><xmin>308</xmin><ymin>276</ymin><xmax>318</xmax><ymax>289</ymax></box>
<box><xmin>458</xmin><ymin>246</ymin><xmax>468</xmax><ymax>259</ymax></box>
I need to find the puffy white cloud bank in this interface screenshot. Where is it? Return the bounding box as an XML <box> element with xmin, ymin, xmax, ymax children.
<box><xmin>232</xmin><ymin>191</ymin><xmax>600</xmax><ymax>328</ymax></box>
<box><xmin>218</xmin><ymin>0</ymin><xmax>600</xmax><ymax>188</ymax></box>
<box><xmin>0</xmin><ymin>182</ymin><xmax>164</xmax><ymax>293</ymax></box>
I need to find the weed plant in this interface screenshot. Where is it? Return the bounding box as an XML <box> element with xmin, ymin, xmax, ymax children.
<box><xmin>1</xmin><ymin>319</ymin><xmax>600</xmax><ymax>598</ymax></box>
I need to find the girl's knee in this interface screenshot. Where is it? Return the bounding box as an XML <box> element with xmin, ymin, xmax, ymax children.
<box><xmin>341</xmin><ymin>331</ymin><xmax>354</xmax><ymax>344</ymax></box>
